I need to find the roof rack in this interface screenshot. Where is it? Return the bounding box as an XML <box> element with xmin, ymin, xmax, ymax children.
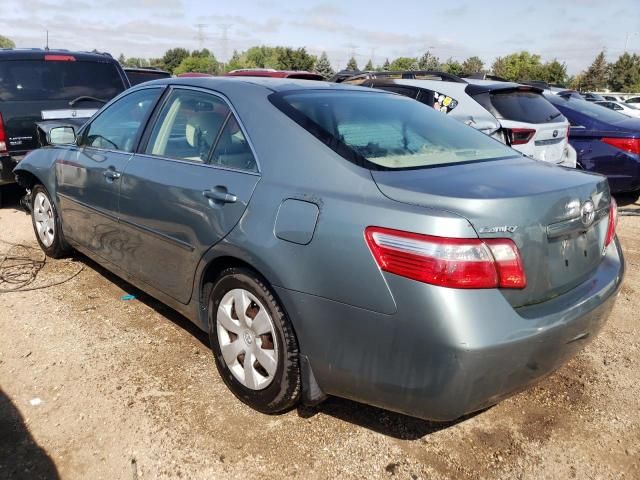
<box><xmin>340</xmin><ymin>70</ymin><xmax>467</xmax><ymax>84</ymax></box>
<box><xmin>460</xmin><ymin>72</ymin><xmax>510</xmax><ymax>82</ymax></box>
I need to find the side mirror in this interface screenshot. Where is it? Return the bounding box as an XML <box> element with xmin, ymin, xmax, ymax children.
<box><xmin>48</xmin><ymin>126</ymin><xmax>76</xmax><ymax>146</ymax></box>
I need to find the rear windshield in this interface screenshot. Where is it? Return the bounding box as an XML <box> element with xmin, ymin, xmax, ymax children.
<box><xmin>548</xmin><ymin>95</ymin><xmax>634</xmax><ymax>123</ymax></box>
<box><xmin>126</xmin><ymin>70</ymin><xmax>171</xmax><ymax>86</ymax></box>
<box><xmin>270</xmin><ymin>90</ymin><xmax>516</xmax><ymax>170</ymax></box>
<box><xmin>477</xmin><ymin>90</ymin><xmax>564</xmax><ymax>124</ymax></box>
<box><xmin>0</xmin><ymin>59</ymin><xmax>125</xmax><ymax>101</ymax></box>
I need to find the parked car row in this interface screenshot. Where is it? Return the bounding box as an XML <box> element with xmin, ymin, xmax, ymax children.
<box><xmin>13</xmin><ymin>75</ymin><xmax>624</xmax><ymax>422</ymax></box>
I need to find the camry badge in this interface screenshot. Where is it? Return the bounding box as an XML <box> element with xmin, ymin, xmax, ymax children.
<box><xmin>580</xmin><ymin>200</ymin><xmax>595</xmax><ymax>226</ymax></box>
<box><xmin>478</xmin><ymin>225</ymin><xmax>518</xmax><ymax>234</ymax></box>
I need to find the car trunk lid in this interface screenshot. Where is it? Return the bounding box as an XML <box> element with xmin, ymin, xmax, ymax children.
<box><xmin>371</xmin><ymin>157</ymin><xmax>611</xmax><ymax>307</ymax></box>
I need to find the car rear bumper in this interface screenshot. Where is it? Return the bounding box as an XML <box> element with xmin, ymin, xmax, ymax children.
<box><xmin>276</xmin><ymin>237</ymin><xmax>624</xmax><ymax>421</ymax></box>
<box><xmin>0</xmin><ymin>154</ymin><xmax>25</xmax><ymax>186</ymax></box>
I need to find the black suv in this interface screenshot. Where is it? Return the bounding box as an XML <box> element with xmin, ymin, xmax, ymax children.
<box><xmin>0</xmin><ymin>49</ymin><xmax>130</xmax><ymax>204</ymax></box>
<box><xmin>124</xmin><ymin>67</ymin><xmax>171</xmax><ymax>86</ymax></box>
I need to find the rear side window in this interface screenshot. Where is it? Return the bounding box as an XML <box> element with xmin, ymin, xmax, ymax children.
<box><xmin>145</xmin><ymin>90</ymin><xmax>230</xmax><ymax>163</ymax></box>
<box><xmin>0</xmin><ymin>59</ymin><xmax>126</xmax><ymax>101</ymax></box>
<box><xmin>475</xmin><ymin>90</ymin><xmax>564</xmax><ymax>124</ymax></box>
<box><xmin>270</xmin><ymin>90</ymin><xmax>516</xmax><ymax>170</ymax></box>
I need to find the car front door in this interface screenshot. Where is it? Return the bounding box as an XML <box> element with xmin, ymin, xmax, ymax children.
<box><xmin>56</xmin><ymin>87</ymin><xmax>162</xmax><ymax>264</ymax></box>
<box><xmin>117</xmin><ymin>87</ymin><xmax>260</xmax><ymax>304</ymax></box>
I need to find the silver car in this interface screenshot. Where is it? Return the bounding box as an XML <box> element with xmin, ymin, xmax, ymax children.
<box><xmin>14</xmin><ymin>78</ymin><xmax>624</xmax><ymax>421</ymax></box>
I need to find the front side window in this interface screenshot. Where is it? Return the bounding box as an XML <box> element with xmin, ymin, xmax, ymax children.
<box><xmin>145</xmin><ymin>90</ymin><xmax>229</xmax><ymax>163</ymax></box>
<box><xmin>271</xmin><ymin>90</ymin><xmax>516</xmax><ymax>170</ymax></box>
<box><xmin>80</xmin><ymin>88</ymin><xmax>161</xmax><ymax>152</ymax></box>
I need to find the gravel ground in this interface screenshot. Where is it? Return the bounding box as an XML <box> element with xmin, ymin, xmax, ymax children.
<box><xmin>0</xmin><ymin>188</ymin><xmax>639</xmax><ymax>480</ymax></box>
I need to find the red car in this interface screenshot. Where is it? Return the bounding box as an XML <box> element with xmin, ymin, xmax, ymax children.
<box><xmin>177</xmin><ymin>72</ymin><xmax>214</xmax><ymax>78</ymax></box>
<box><xmin>226</xmin><ymin>69</ymin><xmax>324</xmax><ymax>80</ymax></box>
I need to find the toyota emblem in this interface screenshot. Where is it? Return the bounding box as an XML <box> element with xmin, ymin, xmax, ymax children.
<box><xmin>580</xmin><ymin>200</ymin><xmax>595</xmax><ymax>226</ymax></box>
<box><xmin>553</xmin><ymin>130</ymin><xmax>559</xmax><ymax>138</ymax></box>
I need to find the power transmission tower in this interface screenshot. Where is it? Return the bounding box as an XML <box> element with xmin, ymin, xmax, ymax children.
<box><xmin>219</xmin><ymin>23</ymin><xmax>232</xmax><ymax>70</ymax></box>
<box><xmin>195</xmin><ymin>23</ymin><xmax>208</xmax><ymax>49</ymax></box>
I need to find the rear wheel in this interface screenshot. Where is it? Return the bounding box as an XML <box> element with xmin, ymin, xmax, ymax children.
<box><xmin>208</xmin><ymin>267</ymin><xmax>301</xmax><ymax>414</ymax></box>
<box><xmin>31</xmin><ymin>184</ymin><xmax>71</xmax><ymax>258</ymax></box>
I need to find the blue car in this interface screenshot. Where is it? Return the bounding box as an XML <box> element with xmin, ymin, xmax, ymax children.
<box><xmin>546</xmin><ymin>94</ymin><xmax>640</xmax><ymax>196</ymax></box>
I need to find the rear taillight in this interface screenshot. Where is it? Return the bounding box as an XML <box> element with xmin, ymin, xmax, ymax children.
<box><xmin>0</xmin><ymin>112</ymin><xmax>7</xmax><ymax>155</ymax></box>
<box><xmin>605</xmin><ymin>197</ymin><xmax>618</xmax><ymax>247</ymax></box>
<box><xmin>364</xmin><ymin>227</ymin><xmax>526</xmax><ymax>289</ymax></box>
<box><xmin>44</xmin><ymin>54</ymin><xmax>76</xmax><ymax>62</ymax></box>
<box><xmin>506</xmin><ymin>128</ymin><xmax>536</xmax><ymax>146</ymax></box>
<box><xmin>601</xmin><ymin>137</ymin><xmax>640</xmax><ymax>155</ymax></box>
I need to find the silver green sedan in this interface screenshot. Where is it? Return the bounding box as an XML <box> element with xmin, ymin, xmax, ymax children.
<box><xmin>14</xmin><ymin>78</ymin><xmax>624</xmax><ymax>421</ymax></box>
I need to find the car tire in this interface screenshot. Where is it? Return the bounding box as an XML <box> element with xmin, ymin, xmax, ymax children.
<box><xmin>208</xmin><ymin>267</ymin><xmax>301</xmax><ymax>414</ymax></box>
<box><xmin>31</xmin><ymin>184</ymin><xmax>71</xmax><ymax>258</ymax></box>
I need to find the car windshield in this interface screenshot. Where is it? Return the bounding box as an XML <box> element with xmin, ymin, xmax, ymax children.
<box><xmin>549</xmin><ymin>95</ymin><xmax>634</xmax><ymax>123</ymax></box>
<box><xmin>271</xmin><ymin>90</ymin><xmax>516</xmax><ymax>170</ymax></box>
<box><xmin>0</xmin><ymin>59</ymin><xmax>125</xmax><ymax>101</ymax></box>
<box><xmin>485</xmin><ymin>90</ymin><xmax>564</xmax><ymax>124</ymax></box>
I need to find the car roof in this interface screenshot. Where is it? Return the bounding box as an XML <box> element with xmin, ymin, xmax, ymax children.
<box><xmin>0</xmin><ymin>48</ymin><xmax>116</xmax><ymax>62</ymax></box>
<box><xmin>226</xmin><ymin>69</ymin><xmax>324</xmax><ymax>80</ymax></box>
<box><xmin>139</xmin><ymin>76</ymin><xmax>381</xmax><ymax>94</ymax></box>
<box><xmin>124</xmin><ymin>67</ymin><xmax>170</xmax><ymax>74</ymax></box>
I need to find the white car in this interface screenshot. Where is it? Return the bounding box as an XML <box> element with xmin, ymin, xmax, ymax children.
<box><xmin>595</xmin><ymin>100</ymin><xmax>640</xmax><ymax>118</ymax></box>
<box><xmin>347</xmin><ymin>73</ymin><xmax>576</xmax><ymax>167</ymax></box>
<box><xmin>602</xmin><ymin>94</ymin><xmax>626</xmax><ymax>102</ymax></box>
<box><xmin>625</xmin><ymin>96</ymin><xmax>640</xmax><ymax>105</ymax></box>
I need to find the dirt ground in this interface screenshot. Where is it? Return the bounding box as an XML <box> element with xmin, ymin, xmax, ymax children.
<box><xmin>0</xmin><ymin>186</ymin><xmax>639</xmax><ymax>480</ymax></box>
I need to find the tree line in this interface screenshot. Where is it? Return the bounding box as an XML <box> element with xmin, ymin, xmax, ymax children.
<box><xmin>1</xmin><ymin>33</ymin><xmax>638</xmax><ymax>92</ymax></box>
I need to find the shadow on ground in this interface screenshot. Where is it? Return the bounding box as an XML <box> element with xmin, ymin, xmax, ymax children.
<box><xmin>0</xmin><ymin>389</ymin><xmax>59</xmax><ymax>479</ymax></box>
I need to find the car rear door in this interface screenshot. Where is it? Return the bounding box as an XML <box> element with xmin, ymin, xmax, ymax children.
<box><xmin>56</xmin><ymin>87</ymin><xmax>163</xmax><ymax>263</ymax></box>
<box><xmin>117</xmin><ymin>87</ymin><xmax>260</xmax><ymax>304</ymax></box>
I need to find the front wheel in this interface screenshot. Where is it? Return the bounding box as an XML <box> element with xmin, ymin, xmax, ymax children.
<box><xmin>208</xmin><ymin>267</ymin><xmax>301</xmax><ymax>414</ymax></box>
<box><xmin>31</xmin><ymin>185</ymin><xmax>71</xmax><ymax>258</ymax></box>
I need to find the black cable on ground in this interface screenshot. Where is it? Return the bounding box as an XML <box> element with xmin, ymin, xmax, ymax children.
<box><xmin>0</xmin><ymin>239</ymin><xmax>84</xmax><ymax>293</ymax></box>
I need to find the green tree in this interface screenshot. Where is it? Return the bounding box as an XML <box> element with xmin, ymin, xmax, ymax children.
<box><xmin>382</xmin><ymin>58</ymin><xmax>390</xmax><ymax>71</ymax></box>
<box><xmin>581</xmin><ymin>51</ymin><xmax>608</xmax><ymax>90</ymax></box>
<box><xmin>364</xmin><ymin>59</ymin><xmax>374</xmax><ymax>71</ymax></box>
<box><xmin>539</xmin><ymin>59</ymin><xmax>567</xmax><ymax>86</ymax></box>
<box><xmin>418</xmin><ymin>51</ymin><xmax>439</xmax><ymax>70</ymax></box>
<box><xmin>315</xmin><ymin>51</ymin><xmax>335</xmax><ymax>78</ymax></box>
<box><xmin>608</xmin><ymin>52</ymin><xmax>640</xmax><ymax>92</ymax></box>
<box><xmin>276</xmin><ymin>47</ymin><xmax>316</xmax><ymax>71</ymax></box>
<box><xmin>346</xmin><ymin>56</ymin><xmax>359</xmax><ymax>71</ymax></box>
<box><xmin>0</xmin><ymin>35</ymin><xmax>15</xmax><ymax>48</ymax></box>
<box><xmin>226</xmin><ymin>50</ymin><xmax>245</xmax><ymax>71</ymax></box>
<box><xmin>243</xmin><ymin>46</ymin><xmax>279</xmax><ymax>68</ymax></box>
<box><xmin>161</xmin><ymin>48</ymin><xmax>190</xmax><ymax>74</ymax></box>
<box><xmin>390</xmin><ymin>57</ymin><xmax>415</xmax><ymax>71</ymax></box>
<box><xmin>118</xmin><ymin>53</ymin><xmax>126</xmax><ymax>65</ymax></box>
<box><xmin>409</xmin><ymin>59</ymin><xmax>420</xmax><ymax>71</ymax></box>
<box><xmin>462</xmin><ymin>56</ymin><xmax>484</xmax><ymax>74</ymax></box>
<box><xmin>174</xmin><ymin>54</ymin><xmax>220</xmax><ymax>75</ymax></box>
<box><xmin>440</xmin><ymin>58</ymin><xmax>463</xmax><ymax>76</ymax></box>
<box><xmin>491</xmin><ymin>51</ymin><xmax>543</xmax><ymax>81</ymax></box>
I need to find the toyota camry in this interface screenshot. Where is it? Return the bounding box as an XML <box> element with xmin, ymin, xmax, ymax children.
<box><xmin>14</xmin><ymin>78</ymin><xmax>624</xmax><ymax>421</ymax></box>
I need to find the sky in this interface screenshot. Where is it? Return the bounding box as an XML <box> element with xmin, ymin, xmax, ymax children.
<box><xmin>3</xmin><ymin>0</ymin><xmax>640</xmax><ymax>74</ymax></box>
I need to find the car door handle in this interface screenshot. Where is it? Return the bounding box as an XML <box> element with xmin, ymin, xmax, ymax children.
<box><xmin>203</xmin><ymin>187</ymin><xmax>237</xmax><ymax>204</ymax></box>
<box><xmin>103</xmin><ymin>170</ymin><xmax>121</xmax><ymax>180</ymax></box>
